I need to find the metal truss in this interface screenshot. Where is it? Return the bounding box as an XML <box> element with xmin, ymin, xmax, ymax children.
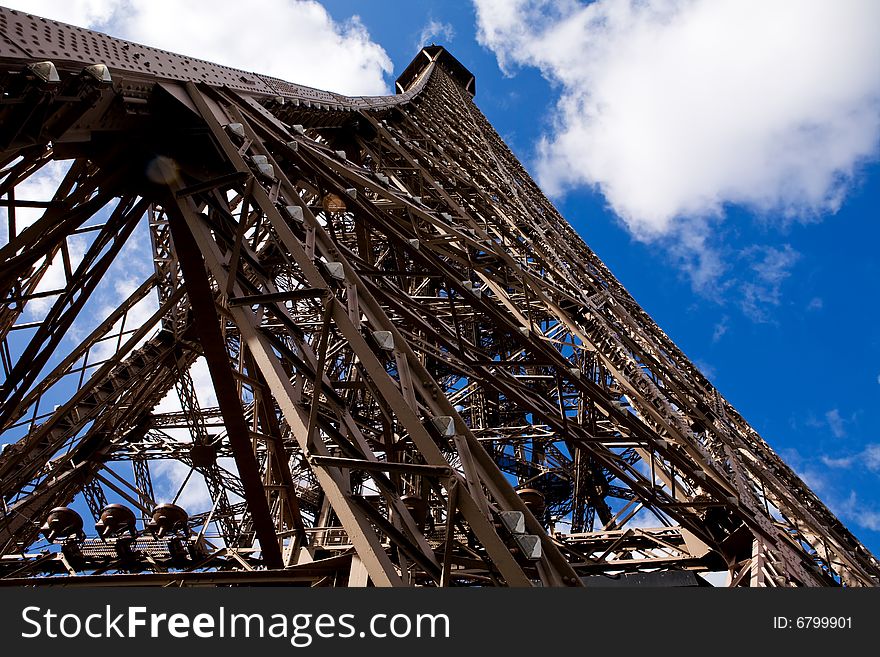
<box><xmin>0</xmin><ymin>8</ymin><xmax>877</xmax><ymax>587</ymax></box>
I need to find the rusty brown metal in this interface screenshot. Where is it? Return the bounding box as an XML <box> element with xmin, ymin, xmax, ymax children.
<box><xmin>0</xmin><ymin>6</ymin><xmax>877</xmax><ymax>587</ymax></box>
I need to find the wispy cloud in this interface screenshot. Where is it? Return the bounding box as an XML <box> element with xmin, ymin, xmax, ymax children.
<box><xmin>783</xmin><ymin>447</ymin><xmax>880</xmax><ymax>535</ymax></box>
<box><xmin>711</xmin><ymin>315</ymin><xmax>729</xmax><ymax>343</ymax></box>
<box><xmin>662</xmin><ymin>217</ymin><xmax>729</xmax><ymax>296</ymax></box>
<box><xmin>152</xmin><ymin>460</ymin><xmax>213</xmax><ymax>513</ymax></box>
<box><xmin>417</xmin><ymin>18</ymin><xmax>456</xmax><ymax>48</ymax></box>
<box><xmin>693</xmin><ymin>358</ymin><xmax>716</xmax><ymax>380</ymax></box>
<box><xmin>154</xmin><ymin>357</ymin><xmax>219</xmax><ymax>414</ymax></box>
<box><xmin>806</xmin><ymin>297</ymin><xmax>823</xmax><ymax>311</ymax></box>
<box><xmin>823</xmin><ymin>443</ymin><xmax>880</xmax><ymax>471</ymax></box>
<box><xmin>778</xmin><ymin>447</ymin><xmax>830</xmax><ymax>495</ymax></box>
<box><xmin>825</xmin><ymin>408</ymin><xmax>847</xmax><ymax>439</ymax></box>
<box><xmin>1</xmin><ymin>162</ymin><xmax>86</xmax><ymax>317</ymax></box>
<box><xmin>833</xmin><ymin>491</ymin><xmax>880</xmax><ymax>532</ymax></box>
<box><xmin>821</xmin><ymin>454</ymin><xmax>855</xmax><ymax>469</ymax></box>
<box><xmin>738</xmin><ymin>244</ymin><xmax>800</xmax><ymax>322</ymax></box>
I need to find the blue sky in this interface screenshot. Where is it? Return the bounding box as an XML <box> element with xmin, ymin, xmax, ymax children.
<box><xmin>7</xmin><ymin>0</ymin><xmax>880</xmax><ymax>555</ymax></box>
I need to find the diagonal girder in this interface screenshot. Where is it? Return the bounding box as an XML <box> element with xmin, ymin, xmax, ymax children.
<box><xmin>0</xmin><ymin>8</ymin><xmax>876</xmax><ymax>587</ymax></box>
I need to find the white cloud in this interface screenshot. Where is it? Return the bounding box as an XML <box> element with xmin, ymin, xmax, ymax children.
<box><xmin>65</xmin><ymin>215</ymin><xmax>158</xmax><ymax>350</ymax></box>
<box><xmin>795</xmin><ymin>467</ymin><xmax>829</xmax><ymax>496</ymax></box>
<box><xmin>825</xmin><ymin>408</ymin><xmax>846</xmax><ymax>439</ymax></box>
<box><xmin>777</xmin><ymin>446</ymin><xmax>831</xmax><ymax>495</ymax></box>
<box><xmin>821</xmin><ymin>454</ymin><xmax>855</xmax><ymax>469</ymax></box>
<box><xmin>835</xmin><ymin>491</ymin><xmax>880</xmax><ymax>533</ymax></box>
<box><xmin>154</xmin><ymin>357</ymin><xmax>219</xmax><ymax>414</ymax></box>
<box><xmin>865</xmin><ymin>445</ymin><xmax>880</xmax><ymax>471</ymax></box>
<box><xmin>747</xmin><ymin>244</ymin><xmax>800</xmax><ymax>286</ymax></box>
<box><xmin>738</xmin><ymin>244</ymin><xmax>800</xmax><ymax>321</ymax></box>
<box><xmin>693</xmin><ymin>358</ymin><xmax>715</xmax><ymax>380</ymax></box>
<box><xmin>663</xmin><ymin>216</ymin><xmax>728</xmax><ymax>295</ymax></box>
<box><xmin>4</xmin><ymin>0</ymin><xmax>117</xmax><ymax>28</ymax></box>
<box><xmin>855</xmin><ymin>509</ymin><xmax>880</xmax><ymax>532</ymax></box>
<box><xmin>7</xmin><ymin>0</ymin><xmax>392</xmax><ymax>95</ymax></box>
<box><xmin>475</xmin><ymin>0</ymin><xmax>880</xmax><ymax>235</ymax></box>
<box><xmin>821</xmin><ymin>443</ymin><xmax>880</xmax><ymax>473</ymax></box>
<box><xmin>1</xmin><ymin>159</ymin><xmax>71</xmax><ymax>247</ymax></box>
<box><xmin>711</xmin><ymin>315</ymin><xmax>729</xmax><ymax>343</ymax></box>
<box><xmin>87</xmin><ymin>291</ymin><xmax>159</xmax><ymax>363</ymax></box>
<box><xmin>22</xmin><ymin>235</ymin><xmax>87</xmax><ymax>317</ymax></box>
<box><xmin>474</xmin><ymin>0</ymin><xmax>880</xmax><ymax>306</ymax></box>
<box><xmin>6</xmin><ymin>161</ymin><xmax>83</xmax><ymax>317</ymax></box>
<box><xmin>152</xmin><ymin>460</ymin><xmax>213</xmax><ymax>513</ymax></box>
<box><xmin>417</xmin><ymin>19</ymin><xmax>456</xmax><ymax>48</ymax></box>
<box><xmin>806</xmin><ymin>297</ymin><xmax>823</xmax><ymax>311</ymax></box>
<box><xmin>700</xmin><ymin>570</ymin><xmax>728</xmax><ymax>587</ymax></box>
<box><xmin>619</xmin><ymin>506</ymin><xmax>665</xmax><ymax>530</ymax></box>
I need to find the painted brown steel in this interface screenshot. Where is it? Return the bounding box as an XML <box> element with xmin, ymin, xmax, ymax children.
<box><xmin>165</xmin><ymin>193</ymin><xmax>284</xmax><ymax>569</ymax></box>
<box><xmin>0</xmin><ymin>6</ymin><xmax>877</xmax><ymax>587</ymax></box>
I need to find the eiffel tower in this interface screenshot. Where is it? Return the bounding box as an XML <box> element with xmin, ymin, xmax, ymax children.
<box><xmin>0</xmin><ymin>8</ymin><xmax>876</xmax><ymax>588</ymax></box>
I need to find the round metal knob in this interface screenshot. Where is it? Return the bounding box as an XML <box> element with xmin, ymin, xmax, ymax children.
<box><xmin>401</xmin><ymin>495</ymin><xmax>428</xmax><ymax>527</ymax></box>
<box><xmin>40</xmin><ymin>507</ymin><xmax>84</xmax><ymax>542</ymax></box>
<box><xmin>517</xmin><ymin>488</ymin><xmax>546</xmax><ymax>516</ymax></box>
<box><xmin>147</xmin><ymin>503</ymin><xmax>189</xmax><ymax>537</ymax></box>
<box><xmin>95</xmin><ymin>504</ymin><xmax>136</xmax><ymax>538</ymax></box>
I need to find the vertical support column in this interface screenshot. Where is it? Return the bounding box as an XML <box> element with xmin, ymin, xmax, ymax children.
<box><xmin>348</xmin><ymin>555</ymin><xmax>370</xmax><ymax>587</ymax></box>
<box><xmin>165</xmin><ymin>195</ymin><xmax>284</xmax><ymax>569</ymax></box>
<box><xmin>750</xmin><ymin>537</ymin><xmax>767</xmax><ymax>587</ymax></box>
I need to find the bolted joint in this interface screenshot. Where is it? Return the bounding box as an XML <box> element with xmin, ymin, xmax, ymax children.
<box><xmin>284</xmin><ymin>205</ymin><xmax>304</xmax><ymax>223</ymax></box>
<box><xmin>225</xmin><ymin>122</ymin><xmax>246</xmax><ymax>141</ymax></box>
<box><xmin>250</xmin><ymin>154</ymin><xmax>275</xmax><ymax>180</ymax></box>
<box><xmin>499</xmin><ymin>511</ymin><xmax>526</xmax><ymax>534</ymax></box>
<box><xmin>323</xmin><ymin>261</ymin><xmax>346</xmax><ymax>281</ymax></box>
<box><xmin>371</xmin><ymin>330</ymin><xmax>395</xmax><ymax>351</ymax></box>
<box><xmin>511</xmin><ymin>534</ymin><xmax>542</xmax><ymax>561</ymax></box>
<box><xmin>430</xmin><ymin>415</ymin><xmax>456</xmax><ymax>438</ymax></box>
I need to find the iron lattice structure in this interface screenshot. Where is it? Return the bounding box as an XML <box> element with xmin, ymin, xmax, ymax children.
<box><xmin>0</xmin><ymin>8</ymin><xmax>877</xmax><ymax>588</ymax></box>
